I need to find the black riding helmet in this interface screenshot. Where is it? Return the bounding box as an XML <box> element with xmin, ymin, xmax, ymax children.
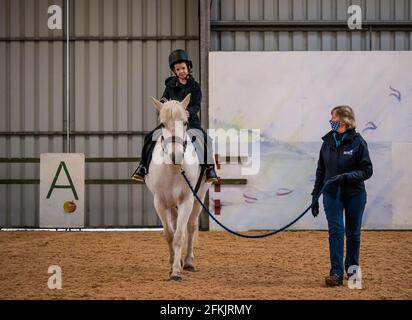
<box><xmin>169</xmin><ymin>49</ymin><xmax>192</xmax><ymax>72</ymax></box>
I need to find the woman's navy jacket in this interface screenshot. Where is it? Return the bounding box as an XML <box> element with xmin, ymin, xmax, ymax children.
<box><xmin>312</xmin><ymin>129</ymin><xmax>373</xmax><ymax>200</ymax></box>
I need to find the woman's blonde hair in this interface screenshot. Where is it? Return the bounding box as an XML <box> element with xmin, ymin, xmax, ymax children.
<box><xmin>331</xmin><ymin>105</ymin><xmax>356</xmax><ymax>130</ymax></box>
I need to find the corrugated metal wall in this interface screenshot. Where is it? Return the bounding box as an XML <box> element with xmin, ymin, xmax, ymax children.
<box><xmin>0</xmin><ymin>0</ymin><xmax>65</xmax><ymax>227</ymax></box>
<box><xmin>210</xmin><ymin>0</ymin><xmax>412</xmax><ymax>50</ymax></box>
<box><xmin>2</xmin><ymin>0</ymin><xmax>410</xmax><ymax>228</ymax></box>
<box><xmin>0</xmin><ymin>0</ymin><xmax>200</xmax><ymax>227</ymax></box>
<box><xmin>71</xmin><ymin>0</ymin><xmax>199</xmax><ymax>227</ymax></box>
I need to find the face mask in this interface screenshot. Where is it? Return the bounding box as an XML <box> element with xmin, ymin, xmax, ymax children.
<box><xmin>329</xmin><ymin>120</ymin><xmax>340</xmax><ymax>131</ymax></box>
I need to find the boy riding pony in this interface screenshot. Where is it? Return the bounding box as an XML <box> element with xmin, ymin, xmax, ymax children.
<box><xmin>132</xmin><ymin>49</ymin><xmax>218</xmax><ymax>183</ymax></box>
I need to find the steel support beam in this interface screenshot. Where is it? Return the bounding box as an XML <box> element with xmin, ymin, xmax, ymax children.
<box><xmin>0</xmin><ymin>131</ymin><xmax>150</xmax><ymax>136</ymax></box>
<box><xmin>0</xmin><ymin>36</ymin><xmax>200</xmax><ymax>42</ymax></box>
<box><xmin>199</xmin><ymin>0</ymin><xmax>211</xmax><ymax>231</ymax></box>
<box><xmin>211</xmin><ymin>20</ymin><xmax>412</xmax><ymax>32</ymax></box>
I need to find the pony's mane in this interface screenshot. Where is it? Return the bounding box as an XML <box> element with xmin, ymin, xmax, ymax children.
<box><xmin>159</xmin><ymin>100</ymin><xmax>186</xmax><ymax>124</ymax></box>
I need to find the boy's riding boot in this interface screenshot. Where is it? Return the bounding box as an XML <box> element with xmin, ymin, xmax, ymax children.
<box><xmin>205</xmin><ymin>164</ymin><xmax>219</xmax><ymax>183</ymax></box>
<box><xmin>131</xmin><ymin>163</ymin><xmax>147</xmax><ymax>182</ymax></box>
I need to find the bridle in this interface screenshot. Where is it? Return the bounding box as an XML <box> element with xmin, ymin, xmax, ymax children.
<box><xmin>160</xmin><ymin>121</ymin><xmax>189</xmax><ymax>157</ymax></box>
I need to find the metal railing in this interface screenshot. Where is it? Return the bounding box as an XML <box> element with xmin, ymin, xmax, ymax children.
<box><xmin>0</xmin><ymin>157</ymin><xmax>248</xmax><ymax>186</ymax></box>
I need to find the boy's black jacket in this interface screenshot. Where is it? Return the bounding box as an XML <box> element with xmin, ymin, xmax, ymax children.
<box><xmin>161</xmin><ymin>75</ymin><xmax>202</xmax><ymax>128</ymax></box>
<box><xmin>312</xmin><ymin>129</ymin><xmax>373</xmax><ymax>200</ymax></box>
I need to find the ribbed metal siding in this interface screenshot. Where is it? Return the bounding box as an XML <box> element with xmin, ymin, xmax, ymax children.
<box><xmin>0</xmin><ymin>0</ymin><xmax>200</xmax><ymax>227</ymax></box>
<box><xmin>71</xmin><ymin>0</ymin><xmax>199</xmax><ymax>227</ymax></box>
<box><xmin>0</xmin><ymin>0</ymin><xmax>64</xmax><ymax>227</ymax></box>
<box><xmin>211</xmin><ymin>0</ymin><xmax>412</xmax><ymax>51</ymax></box>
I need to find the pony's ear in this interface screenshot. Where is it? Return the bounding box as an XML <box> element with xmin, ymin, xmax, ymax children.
<box><xmin>151</xmin><ymin>97</ymin><xmax>163</xmax><ymax>112</ymax></box>
<box><xmin>181</xmin><ymin>94</ymin><xmax>191</xmax><ymax>110</ymax></box>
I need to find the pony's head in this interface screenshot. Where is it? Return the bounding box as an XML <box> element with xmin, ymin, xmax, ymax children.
<box><xmin>151</xmin><ymin>94</ymin><xmax>191</xmax><ymax>165</ymax></box>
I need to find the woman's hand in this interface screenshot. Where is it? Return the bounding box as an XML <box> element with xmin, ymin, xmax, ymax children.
<box><xmin>311</xmin><ymin>196</ymin><xmax>319</xmax><ymax>217</ymax></box>
<box><xmin>331</xmin><ymin>174</ymin><xmax>348</xmax><ymax>185</ymax></box>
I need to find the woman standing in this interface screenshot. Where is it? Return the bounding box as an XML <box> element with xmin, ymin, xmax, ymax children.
<box><xmin>311</xmin><ymin>106</ymin><xmax>373</xmax><ymax>286</ymax></box>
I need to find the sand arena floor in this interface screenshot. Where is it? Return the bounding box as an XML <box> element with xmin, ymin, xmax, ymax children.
<box><xmin>0</xmin><ymin>230</ymin><xmax>411</xmax><ymax>300</ymax></box>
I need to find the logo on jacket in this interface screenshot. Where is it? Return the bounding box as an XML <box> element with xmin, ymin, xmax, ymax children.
<box><xmin>343</xmin><ymin>149</ymin><xmax>353</xmax><ymax>156</ymax></box>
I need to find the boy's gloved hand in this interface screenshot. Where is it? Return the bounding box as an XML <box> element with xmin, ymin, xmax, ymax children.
<box><xmin>311</xmin><ymin>196</ymin><xmax>319</xmax><ymax>218</ymax></box>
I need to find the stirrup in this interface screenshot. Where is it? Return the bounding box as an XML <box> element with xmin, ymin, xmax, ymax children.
<box><xmin>205</xmin><ymin>167</ymin><xmax>219</xmax><ymax>183</ymax></box>
<box><xmin>205</xmin><ymin>176</ymin><xmax>219</xmax><ymax>183</ymax></box>
<box><xmin>131</xmin><ymin>174</ymin><xmax>144</xmax><ymax>182</ymax></box>
<box><xmin>131</xmin><ymin>165</ymin><xmax>146</xmax><ymax>182</ymax></box>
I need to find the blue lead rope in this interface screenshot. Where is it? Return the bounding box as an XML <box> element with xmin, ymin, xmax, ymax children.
<box><xmin>180</xmin><ymin>169</ymin><xmax>336</xmax><ymax>239</ymax></box>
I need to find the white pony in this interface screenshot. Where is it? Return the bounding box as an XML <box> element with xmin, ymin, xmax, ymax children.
<box><xmin>145</xmin><ymin>94</ymin><xmax>212</xmax><ymax>281</ymax></box>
